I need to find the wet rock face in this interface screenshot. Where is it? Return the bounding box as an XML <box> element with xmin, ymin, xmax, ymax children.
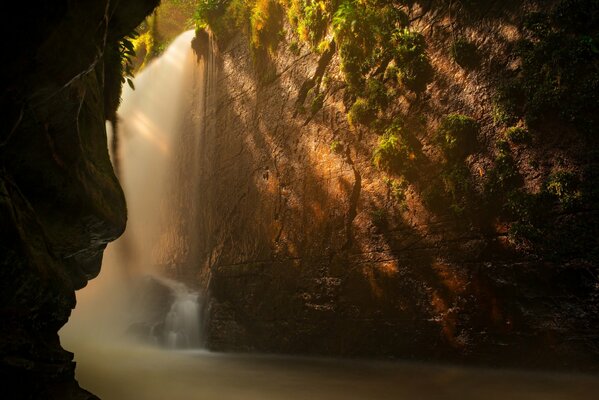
<box><xmin>0</xmin><ymin>0</ymin><xmax>158</xmax><ymax>398</ymax></box>
<box><xmin>126</xmin><ymin>276</ymin><xmax>175</xmax><ymax>344</ymax></box>
<box><xmin>193</xmin><ymin>2</ymin><xmax>599</xmax><ymax>369</ymax></box>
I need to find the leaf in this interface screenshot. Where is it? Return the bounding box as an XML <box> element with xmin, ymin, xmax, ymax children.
<box><xmin>123</xmin><ymin>40</ymin><xmax>135</xmax><ymax>51</ymax></box>
<box><xmin>127</xmin><ymin>78</ymin><xmax>135</xmax><ymax>90</ymax></box>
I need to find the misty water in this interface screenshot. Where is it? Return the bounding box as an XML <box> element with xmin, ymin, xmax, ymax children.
<box><xmin>63</xmin><ymin>338</ymin><xmax>599</xmax><ymax>400</ymax></box>
<box><xmin>60</xmin><ymin>31</ymin><xmax>599</xmax><ymax>399</ymax></box>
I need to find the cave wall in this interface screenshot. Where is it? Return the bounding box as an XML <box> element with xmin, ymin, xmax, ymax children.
<box><xmin>0</xmin><ymin>1</ymin><xmax>158</xmax><ymax>398</ymax></box>
<box><xmin>192</xmin><ymin>0</ymin><xmax>599</xmax><ymax>369</ymax></box>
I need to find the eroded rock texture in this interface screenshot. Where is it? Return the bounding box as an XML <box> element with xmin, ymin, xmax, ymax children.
<box><xmin>187</xmin><ymin>1</ymin><xmax>599</xmax><ymax>369</ymax></box>
<box><xmin>0</xmin><ymin>1</ymin><xmax>158</xmax><ymax>398</ymax></box>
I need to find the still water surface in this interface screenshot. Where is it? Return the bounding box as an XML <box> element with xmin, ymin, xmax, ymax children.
<box><xmin>66</xmin><ymin>339</ymin><xmax>598</xmax><ymax>400</ymax></box>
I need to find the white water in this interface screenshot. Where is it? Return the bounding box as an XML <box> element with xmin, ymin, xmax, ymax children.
<box><xmin>61</xmin><ymin>29</ymin><xmax>214</xmax><ymax>347</ymax></box>
<box><xmin>162</xmin><ymin>278</ymin><xmax>201</xmax><ymax>348</ymax></box>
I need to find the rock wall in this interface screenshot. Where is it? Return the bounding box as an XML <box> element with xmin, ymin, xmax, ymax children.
<box><xmin>192</xmin><ymin>1</ymin><xmax>599</xmax><ymax>369</ymax></box>
<box><xmin>0</xmin><ymin>1</ymin><xmax>158</xmax><ymax>398</ymax></box>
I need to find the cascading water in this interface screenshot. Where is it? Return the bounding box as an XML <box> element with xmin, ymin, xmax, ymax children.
<box><xmin>61</xmin><ymin>29</ymin><xmax>217</xmax><ymax>349</ymax></box>
<box><xmin>56</xmin><ymin>28</ymin><xmax>599</xmax><ymax>400</ymax></box>
<box><xmin>163</xmin><ymin>280</ymin><xmax>201</xmax><ymax>348</ymax></box>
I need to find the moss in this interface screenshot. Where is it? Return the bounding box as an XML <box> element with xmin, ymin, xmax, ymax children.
<box><xmin>337</xmin><ymin>42</ymin><xmax>366</xmax><ymax>90</ymax></box>
<box><xmin>194</xmin><ymin>0</ymin><xmax>251</xmax><ymax>45</ymax></box>
<box><xmin>436</xmin><ymin>113</ymin><xmax>479</xmax><ymax>161</ymax></box>
<box><xmin>505</xmin><ymin>189</ymin><xmax>546</xmax><ymax>249</ymax></box>
<box><xmin>492</xmin><ymin>78</ymin><xmax>524</xmax><ymax>126</ymax></box>
<box><xmin>194</xmin><ymin>0</ymin><xmax>228</xmax><ymax>29</ymax></box>
<box><xmin>515</xmin><ymin>2</ymin><xmax>599</xmax><ymax>134</ymax></box>
<box><xmin>295</xmin><ymin>0</ymin><xmax>332</xmax><ymax>46</ymax></box>
<box><xmin>332</xmin><ymin>1</ymin><xmax>377</xmax><ymax>90</ymax></box>
<box><xmin>373</xmin><ymin>133</ymin><xmax>410</xmax><ymax>173</ymax></box>
<box><xmin>505</xmin><ymin>174</ymin><xmax>594</xmax><ymax>261</ymax></box>
<box><xmin>132</xmin><ymin>11</ymin><xmax>166</xmax><ymax>71</ymax></box>
<box><xmin>384</xmin><ymin>63</ymin><xmax>399</xmax><ymax>81</ymax></box>
<box><xmin>365</xmin><ymin>78</ymin><xmax>388</xmax><ymax>110</ymax></box>
<box><xmin>385</xmin><ymin>176</ymin><xmax>408</xmax><ymax>210</ymax></box>
<box><xmin>316</xmin><ymin>39</ymin><xmax>331</xmax><ymax>54</ymax></box>
<box><xmin>250</xmin><ymin>0</ymin><xmax>284</xmax><ymax>53</ymax></box>
<box><xmin>289</xmin><ymin>40</ymin><xmax>300</xmax><ymax>54</ymax></box>
<box><xmin>310</xmin><ymin>90</ymin><xmax>325</xmax><ymax>114</ymax></box>
<box><xmin>392</xmin><ymin>28</ymin><xmax>433</xmax><ymax>92</ymax></box>
<box><xmin>332</xmin><ymin>1</ymin><xmax>409</xmax><ymax>92</ymax></box>
<box><xmin>544</xmin><ymin>170</ymin><xmax>582</xmax><ymax>209</ymax></box>
<box><xmin>348</xmin><ymin>97</ymin><xmax>376</xmax><ymax>127</ymax></box>
<box><xmin>504</xmin><ymin>126</ymin><xmax>531</xmax><ymax>144</ymax></box>
<box><xmin>441</xmin><ymin>164</ymin><xmax>471</xmax><ymax>216</ymax></box>
<box><xmin>372</xmin><ymin>118</ymin><xmax>414</xmax><ymax>173</ymax></box>
<box><xmin>484</xmin><ymin>140</ymin><xmax>521</xmax><ymax>197</ymax></box>
<box><xmin>370</xmin><ymin>207</ymin><xmax>388</xmax><ymax>228</ymax></box>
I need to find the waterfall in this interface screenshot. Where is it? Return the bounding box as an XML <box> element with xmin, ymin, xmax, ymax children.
<box><xmin>62</xmin><ymin>29</ymin><xmax>217</xmax><ymax>349</ymax></box>
<box><xmin>158</xmin><ymin>277</ymin><xmax>201</xmax><ymax>348</ymax></box>
<box><xmin>117</xmin><ymin>29</ymin><xmax>217</xmax><ymax>277</ymax></box>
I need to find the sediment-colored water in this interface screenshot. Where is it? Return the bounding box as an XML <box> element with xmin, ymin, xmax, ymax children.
<box><xmin>66</xmin><ymin>338</ymin><xmax>598</xmax><ymax>400</ymax></box>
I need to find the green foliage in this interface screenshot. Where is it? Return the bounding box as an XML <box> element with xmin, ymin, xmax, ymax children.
<box><xmin>384</xmin><ymin>63</ymin><xmax>399</xmax><ymax>81</ymax></box>
<box><xmin>372</xmin><ymin>119</ymin><xmax>414</xmax><ymax>173</ymax></box>
<box><xmin>515</xmin><ymin>1</ymin><xmax>599</xmax><ymax>133</ymax></box>
<box><xmin>289</xmin><ymin>40</ymin><xmax>300</xmax><ymax>54</ymax></box>
<box><xmin>119</xmin><ymin>33</ymin><xmax>138</xmax><ymax>89</ymax></box>
<box><xmin>345</xmin><ymin>75</ymin><xmax>388</xmax><ymax>127</ymax></box>
<box><xmin>492</xmin><ymin>79</ymin><xmax>524</xmax><ymax>126</ymax></box>
<box><xmin>392</xmin><ymin>28</ymin><xmax>426</xmax><ymax>60</ymax></box>
<box><xmin>450</xmin><ymin>37</ymin><xmax>480</xmax><ymax>69</ymax></box>
<box><xmin>310</xmin><ymin>90</ymin><xmax>325</xmax><ymax>114</ymax></box>
<box><xmin>433</xmin><ymin>113</ymin><xmax>479</xmax><ymax>216</ymax></box>
<box><xmin>365</xmin><ymin>78</ymin><xmax>388</xmax><ymax>110</ymax></box>
<box><xmin>337</xmin><ymin>42</ymin><xmax>367</xmax><ymax>90</ymax></box>
<box><xmin>331</xmin><ymin>1</ymin><xmax>409</xmax><ymax>91</ymax></box>
<box><xmin>348</xmin><ymin>97</ymin><xmax>376</xmax><ymax>127</ymax></box>
<box><xmin>194</xmin><ymin>0</ymin><xmax>284</xmax><ymax>53</ymax></box>
<box><xmin>484</xmin><ymin>140</ymin><xmax>521</xmax><ymax>196</ymax></box>
<box><xmin>295</xmin><ymin>0</ymin><xmax>332</xmax><ymax>46</ymax></box>
<box><xmin>436</xmin><ymin>114</ymin><xmax>479</xmax><ymax>160</ymax></box>
<box><xmin>332</xmin><ymin>1</ymin><xmax>376</xmax><ymax>50</ymax></box>
<box><xmin>505</xmin><ymin>168</ymin><xmax>592</xmax><ymax>261</ymax></box>
<box><xmin>504</xmin><ymin>126</ymin><xmax>531</xmax><ymax>144</ymax></box>
<box><xmin>441</xmin><ymin>164</ymin><xmax>471</xmax><ymax>216</ymax></box>
<box><xmin>371</xmin><ymin>207</ymin><xmax>388</xmax><ymax>228</ymax></box>
<box><xmin>194</xmin><ymin>0</ymin><xmax>228</xmax><ymax>28</ymax></box>
<box><xmin>544</xmin><ymin>170</ymin><xmax>582</xmax><ymax>209</ymax></box>
<box><xmin>194</xmin><ymin>0</ymin><xmax>251</xmax><ymax>45</ymax></box>
<box><xmin>250</xmin><ymin>0</ymin><xmax>285</xmax><ymax>53</ymax></box>
<box><xmin>391</xmin><ymin>28</ymin><xmax>433</xmax><ymax>92</ymax></box>
<box><xmin>504</xmin><ymin>189</ymin><xmax>546</xmax><ymax>249</ymax></box>
<box><xmin>332</xmin><ymin>1</ymin><xmax>377</xmax><ymax>89</ymax></box>
<box><xmin>316</xmin><ymin>39</ymin><xmax>331</xmax><ymax>54</ymax></box>
<box><xmin>385</xmin><ymin>176</ymin><xmax>408</xmax><ymax>209</ymax></box>
<box><xmin>373</xmin><ymin>133</ymin><xmax>409</xmax><ymax>172</ymax></box>
<box><xmin>131</xmin><ymin>11</ymin><xmax>169</xmax><ymax>71</ymax></box>
<box><xmin>498</xmin><ymin>163</ymin><xmax>590</xmax><ymax>260</ymax></box>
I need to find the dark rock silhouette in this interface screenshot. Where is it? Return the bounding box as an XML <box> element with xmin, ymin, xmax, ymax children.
<box><xmin>0</xmin><ymin>1</ymin><xmax>159</xmax><ymax>398</ymax></box>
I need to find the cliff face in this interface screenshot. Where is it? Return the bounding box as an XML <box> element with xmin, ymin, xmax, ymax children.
<box><xmin>0</xmin><ymin>1</ymin><xmax>158</xmax><ymax>398</ymax></box>
<box><xmin>191</xmin><ymin>0</ymin><xmax>599</xmax><ymax>368</ymax></box>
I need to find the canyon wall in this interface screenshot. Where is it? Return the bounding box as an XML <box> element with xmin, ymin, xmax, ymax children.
<box><xmin>0</xmin><ymin>1</ymin><xmax>158</xmax><ymax>398</ymax></box>
<box><xmin>191</xmin><ymin>0</ymin><xmax>599</xmax><ymax>369</ymax></box>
